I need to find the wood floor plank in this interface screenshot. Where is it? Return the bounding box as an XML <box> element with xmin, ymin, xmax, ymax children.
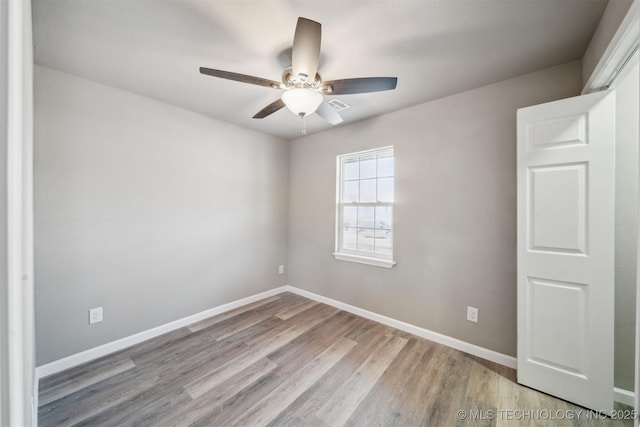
<box><xmin>136</xmin><ymin>332</ymin><xmax>273</xmax><ymax>410</ymax></box>
<box><xmin>133</xmin><ymin>317</ymin><xmax>280</xmax><ymax>400</ymax></box>
<box><xmin>316</xmin><ymin>333</ymin><xmax>408</xmax><ymax>426</ymax></box>
<box><xmin>202</xmin><ymin>296</ymin><xmax>295</xmax><ymax>340</ymax></box>
<box><xmin>209</xmin><ymin>311</ymin><xmax>276</xmax><ymax>340</ymax></box>
<box><xmin>38</xmin><ymin>293</ymin><xmax>634</xmax><ymax>427</ymax></box>
<box><xmin>184</xmin><ymin>304</ymin><xmax>339</xmax><ymax>399</ymax></box>
<box><xmin>275</xmin><ymin>299</ymin><xmax>319</xmax><ymax>320</ymax></box>
<box><xmin>455</xmin><ymin>397</ymin><xmax>496</xmax><ymax>427</ymax></box>
<box><xmin>39</xmin><ymin>373</ymin><xmax>159</xmax><ymax>427</ymax></box>
<box><xmin>38</xmin><ymin>357</ymin><xmax>136</xmax><ymax>407</ymax></box>
<box><xmin>391</xmin><ymin>340</ymin><xmax>455</xmax><ymax>426</ymax></box>
<box><xmin>270</xmin><ymin>322</ymin><xmax>400</xmax><ymax>426</ymax></box>
<box><xmin>495</xmin><ymin>373</ymin><xmax>565</xmax><ymax>427</ymax></box>
<box><xmin>267</xmin><ymin>311</ymin><xmax>367</xmax><ymax>376</ymax></box>
<box><xmin>181</xmin><ymin>337</ymin><xmax>280</xmax><ymax>400</ymax></box>
<box><xmin>343</xmin><ymin>316</ymin><xmax>392</xmax><ymax>342</ymax></box>
<box><xmin>233</xmin><ymin>336</ymin><xmax>358</xmax><ymax>426</ymax></box>
<box><xmin>343</xmin><ymin>337</ymin><xmax>437</xmax><ymax>426</ymax></box>
<box><xmin>270</xmin><ymin>414</ymin><xmax>327</xmax><ymax>427</ymax></box>
<box><xmin>422</xmin><ymin>348</ymin><xmax>474</xmax><ymax>426</ymax></box>
<box><xmin>466</xmin><ymin>357</ymin><xmax>501</xmax><ymax>405</ymax></box>
<box><xmin>190</xmin><ymin>371</ymin><xmax>285</xmax><ymax>427</ymax></box>
<box><xmin>242</xmin><ymin>303</ymin><xmax>339</xmax><ymax>347</ymax></box>
<box><xmin>113</xmin><ymin>326</ymin><xmax>194</xmax><ymax>365</ymax></box>
<box><xmin>195</xmin><ymin>356</ymin><xmax>279</xmax><ymax>410</ymax></box>
<box><xmin>38</xmin><ymin>349</ymin><xmax>135</xmax><ymax>391</ymax></box>
<box><xmin>453</xmin><ymin>357</ymin><xmax>502</xmax><ymax>427</ymax></box>
<box><xmin>126</xmin><ymin>328</ymin><xmax>217</xmax><ymax>368</ymax></box>
<box><xmin>159</xmin><ymin>357</ymin><xmax>279</xmax><ymax>427</ymax></box>
<box><xmin>133</xmin><ymin>329</ymin><xmax>248</xmax><ymax>382</ymax></box>
<box><xmin>186</xmin><ymin>294</ymin><xmax>282</xmax><ymax>332</ymax></box>
<box><xmin>74</xmin><ymin>387</ymin><xmax>191</xmax><ymax>427</ymax></box>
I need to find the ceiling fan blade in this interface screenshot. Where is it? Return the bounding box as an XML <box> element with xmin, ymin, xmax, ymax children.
<box><xmin>315</xmin><ymin>101</ymin><xmax>343</xmax><ymax>125</ymax></box>
<box><xmin>323</xmin><ymin>77</ymin><xmax>397</xmax><ymax>95</ymax></box>
<box><xmin>200</xmin><ymin>67</ymin><xmax>282</xmax><ymax>89</ymax></box>
<box><xmin>253</xmin><ymin>98</ymin><xmax>286</xmax><ymax>119</ymax></box>
<box><xmin>291</xmin><ymin>17</ymin><xmax>321</xmax><ymax>84</ymax></box>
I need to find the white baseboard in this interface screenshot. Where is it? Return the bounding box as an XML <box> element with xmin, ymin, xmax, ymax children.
<box><xmin>37</xmin><ymin>284</ymin><xmax>632</xmax><ymax>408</ymax></box>
<box><xmin>284</xmin><ymin>285</ymin><xmax>518</xmax><ymax>369</ymax></box>
<box><xmin>614</xmin><ymin>387</ymin><xmax>635</xmax><ymax>406</ymax></box>
<box><xmin>35</xmin><ymin>286</ymin><xmax>288</xmax><ymax>380</ymax></box>
<box><xmin>32</xmin><ymin>375</ymin><xmax>39</xmax><ymax>423</ymax></box>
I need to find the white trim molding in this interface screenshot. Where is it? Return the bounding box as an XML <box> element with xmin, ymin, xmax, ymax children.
<box><xmin>36</xmin><ymin>287</ymin><xmax>288</xmax><ymax>380</ymax></box>
<box><xmin>333</xmin><ymin>252</ymin><xmax>396</xmax><ymax>269</ymax></box>
<box><xmin>36</xmin><ymin>284</ymin><xmax>517</xmax><ymax>384</ymax></box>
<box><xmin>38</xmin><ymin>284</ymin><xmax>637</xmax><ymax>407</ymax></box>
<box><xmin>284</xmin><ymin>286</ymin><xmax>517</xmax><ymax>369</ymax></box>
<box><xmin>583</xmin><ymin>0</ymin><xmax>639</xmax><ymax>93</ymax></box>
<box><xmin>5</xmin><ymin>0</ymin><xmax>35</xmax><ymax>425</ymax></box>
<box><xmin>614</xmin><ymin>387</ymin><xmax>635</xmax><ymax>407</ymax></box>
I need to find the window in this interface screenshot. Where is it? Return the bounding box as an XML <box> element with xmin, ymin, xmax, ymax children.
<box><xmin>334</xmin><ymin>146</ymin><xmax>395</xmax><ymax>268</ymax></box>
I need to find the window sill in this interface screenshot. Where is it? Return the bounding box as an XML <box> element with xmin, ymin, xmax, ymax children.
<box><xmin>333</xmin><ymin>252</ymin><xmax>396</xmax><ymax>269</ymax></box>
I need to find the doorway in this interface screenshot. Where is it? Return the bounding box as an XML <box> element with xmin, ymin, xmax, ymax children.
<box><xmin>610</xmin><ymin>50</ymin><xmax>638</xmax><ymax>406</ymax></box>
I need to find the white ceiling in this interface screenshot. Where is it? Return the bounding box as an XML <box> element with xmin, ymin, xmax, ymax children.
<box><xmin>33</xmin><ymin>0</ymin><xmax>607</xmax><ymax>140</ymax></box>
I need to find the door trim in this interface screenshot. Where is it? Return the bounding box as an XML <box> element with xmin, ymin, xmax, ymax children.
<box><xmin>5</xmin><ymin>0</ymin><xmax>35</xmax><ymax>425</ymax></box>
<box><xmin>583</xmin><ymin>0</ymin><xmax>639</xmax><ymax>94</ymax></box>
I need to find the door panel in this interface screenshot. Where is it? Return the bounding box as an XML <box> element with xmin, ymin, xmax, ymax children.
<box><xmin>517</xmin><ymin>90</ymin><xmax>615</xmax><ymax>412</ymax></box>
<box><xmin>528</xmin><ymin>163</ymin><xmax>587</xmax><ymax>254</ymax></box>
<box><xmin>527</xmin><ymin>277</ymin><xmax>587</xmax><ymax>376</ymax></box>
<box><xmin>527</xmin><ymin>114</ymin><xmax>587</xmax><ymax>150</ymax></box>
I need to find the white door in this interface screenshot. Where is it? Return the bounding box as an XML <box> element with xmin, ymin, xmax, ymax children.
<box><xmin>517</xmin><ymin>90</ymin><xmax>615</xmax><ymax>412</ymax></box>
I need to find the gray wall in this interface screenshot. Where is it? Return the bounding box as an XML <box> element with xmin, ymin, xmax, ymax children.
<box><xmin>0</xmin><ymin>0</ymin><xmax>8</xmax><ymax>422</ymax></box>
<box><xmin>582</xmin><ymin>0</ymin><xmax>632</xmax><ymax>86</ymax></box>
<box><xmin>288</xmin><ymin>61</ymin><xmax>582</xmax><ymax>357</ymax></box>
<box><xmin>34</xmin><ymin>66</ymin><xmax>289</xmax><ymax>365</ymax></box>
<box><xmin>614</xmin><ymin>58</ymin><xmax>639</xmax><ymax>391</ymax></box>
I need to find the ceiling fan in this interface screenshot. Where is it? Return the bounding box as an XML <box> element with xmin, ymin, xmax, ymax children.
<box><xmin>200</xmin><ymin>17</ymin><xmax>398</xmax><ymax>129</ymax></box>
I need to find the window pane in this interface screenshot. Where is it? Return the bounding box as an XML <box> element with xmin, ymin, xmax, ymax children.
<box><xmin>375</xmin><ymin>229</ymin><xmax>392</xmax><ymax>255</ymax></box>
<box><xmin>336</xmin><ymin>147</ymin><xmax>394</xmax><ymax>262</ymax></box>
<box><xmin>342</xmin><ymin>181</ymin><xmax>359</xmax><ymax>202</ymax></box>
<box><xmin>343</xmin><ymin>206</ymin><xmax>357</xmax><ymax>229</ymax></box>
<box><xmin>357</xmin><ymin>229</ymin><xmax>375</xmax><ymax>252</ymax></box>
<box><xmin>360</xmin><ymin>179</ymin><xmax>376</xmax><ymax>202</ymax></box>
<box><xmin>375</xmin><ymin>206</ymin><xmax>392</xmax><ymax>229</ymax></box>
<box><xmin>343</xmin><ymin>227</ymin><xmax>357</xmax><ymax>250</ymax></box>
<box><xmin>378</xmin><ymin>177</ymin><xmax>394</xmax><ymax>202</ymax></box>
<box><xmin>343</xmin><ymin>159</ymin><xmax>359</xmax><ymax>181</ymax></box>
<box><xmin>377</xmin><ymin>155</ymin><xmax>394</xmax><ymax>177</ymax></box>
<box><xmin>359</xmin><ymin>156</ymin><xmax>376</xmax><ymax>179</ymax></box>
<box><xmin>358</xmin><ymin>206</ymin><xmax>374</xmax><ymax>228</ymax></box>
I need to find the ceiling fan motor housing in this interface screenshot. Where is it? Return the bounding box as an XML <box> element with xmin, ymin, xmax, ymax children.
<box><xmin>282</xmin><ymin>66</ymin><xmax>322</xmax><ymax>90</ymax></box>
<box><xmin>199</xmin><ymin>17</ymin><xmax>397</xmax><ymax>124</ymax></box>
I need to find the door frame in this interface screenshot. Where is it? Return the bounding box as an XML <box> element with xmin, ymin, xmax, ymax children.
<box><xmin>581</xmin><ymin>0</ymin><xmax>639</xmax><ymax>419</ymax></box>
<box><xmin>582</xmin><ymin>0</ymin><xmax>639</xmax><ymax>96</ymax></box>
<box><xmin>4</xmin><ymin>0</ymin><xmax>35</xmax><ymax>425</ymax></box>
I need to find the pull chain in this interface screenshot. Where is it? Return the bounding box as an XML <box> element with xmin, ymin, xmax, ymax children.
<box><xmin>300</xmin><ymin>113</ymin><xmax>307</xmax><ymax>135</ymax></box>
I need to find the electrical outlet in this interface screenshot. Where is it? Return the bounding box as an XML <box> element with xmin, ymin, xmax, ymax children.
<box><xmin>278</xmin><ymin>264</ymin><xmax>285</xmax><ymax>274</ymax></box>
<box><xmin>89</xmin><ymin>307</ymin><xmax>103</xmax><ymax>324</ymax></box>
<box><xmin>467</xmin><ymin>306</ymin><xmax>478</xmax><ymax>323</ymax></box>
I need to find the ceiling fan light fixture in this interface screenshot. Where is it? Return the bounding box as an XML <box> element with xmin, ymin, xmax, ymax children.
<box><xmin>200</xmin><ymin>17</ymin><xmax>397</xmax><ymax>127</ymax></box>
<box><xmin>281</xmin><ymin>88</ymin><xmax>323</xmax><ymax>116</ymax></box>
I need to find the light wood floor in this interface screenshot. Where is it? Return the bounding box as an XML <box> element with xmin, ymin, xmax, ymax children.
<box><xmin>39</xmin><ymin>292</ymin><xmax>634</xmax><ymax>426</ymax></box>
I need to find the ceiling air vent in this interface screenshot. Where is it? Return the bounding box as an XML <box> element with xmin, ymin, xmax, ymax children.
<box><xmin>327</xmin><ymin>98</ymin><xmax>351</xmax><ymax>112</ymax></box>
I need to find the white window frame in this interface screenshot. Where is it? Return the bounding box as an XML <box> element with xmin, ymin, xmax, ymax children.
<box><xmin>333</xmin><ymin>146</ymin><xmax>396</xmax><ymax>268</ymax></box>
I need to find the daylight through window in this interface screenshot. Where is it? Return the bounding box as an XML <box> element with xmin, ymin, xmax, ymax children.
<box><xmin>334</xmin><ymin>146</ymin><xmax>395</xmax><ymax>268</ymax></box>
